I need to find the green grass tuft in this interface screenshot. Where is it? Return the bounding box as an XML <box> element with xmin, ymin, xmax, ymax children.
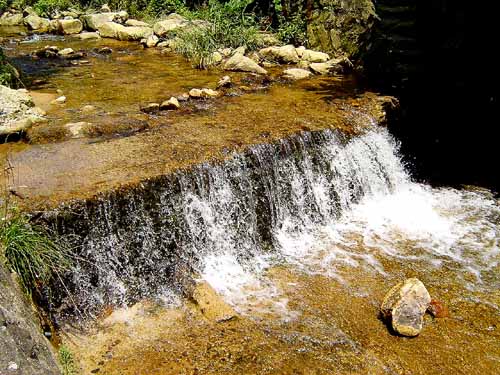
<box><xmin>59</xmin><ymin>345</ymin><xmax>77</xmax><ymax>375</ymax></box>
<box><xmin>0</xmin><ymin>209</ymin><xmax>73</xmax><ymax>296</ymax></box>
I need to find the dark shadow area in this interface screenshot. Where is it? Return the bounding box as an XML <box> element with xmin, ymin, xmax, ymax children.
<box><xmin>364</xmin><ymin>0</ymin><xmax>498</xmax><ymax>193</ymax></box>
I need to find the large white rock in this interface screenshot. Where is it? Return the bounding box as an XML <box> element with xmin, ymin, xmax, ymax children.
<box><xmin>82</xmin><ymin>12</ymin><xmax>128</xmax><ymax>31</ymax></box>
<box><xmin>283</xmin><ymin>68</ymin><xmax>312</xmax><ymax>80</ymax></box>
<box><xmin>56</xmin><ymin>19</ymin><xmax>83</xmax><ymax>35</ymax></box>
<box><xmin>0</xmin><ymin>13</ymin><xmax>24</xmax><ymax>26</ymax></box>
<box><xmin>125</xmin><ymin>19</ymin><xmax>150</xmax><ymax>27</ymax></box>
<box><xmin>224</xmin><ymin>52</ymin><xmax>267</xmax><ymax>75</ymax></box>
<box><xmin>117</xmin><ymin>26</ymin><xmax>153</xmax><ymax>41</ymax></box>
<box><xmin>0</xmin><ymin>86</ymin><xmax>46</xmax><ymax>137</ymax></box>
<box><xmin>301</xmin><ymin>49</ymin><xmax>330</xmax><ymax>63</ymax></box>
<box><xmin>381</xmin><ymin>278</ymin><xmax>432</xmax><ymax>337</ymax></box>
<box><xmin>259</xmin><ymin>45</ymin><xmax>299</xmax><ymax>64</ymax></box>
<box><xmin>153</xmin><ymin>13</ymin><xmax>188</xmax><ymax>37</ymax></box>
<box><xmin>24</xmin><ymin>14</ymin><xmax>50</xmax><ymax>32</ymax></box>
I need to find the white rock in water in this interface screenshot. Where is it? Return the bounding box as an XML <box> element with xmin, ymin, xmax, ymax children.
<box><xmin>58</xmin><ymin>48</ymin><xmax>74</xmax><ymax>56</ymax></box>
<box><xmin>189</xmin><ymin>88</ymin><xmax>203</xmax><ymax>98</ymax></box>
<box><xmin>53</xmin><ymin>96</ymin><xmax>66</xmax><ymax>104</ymax></box>
<box><xmin>160</xmin><ymin>97</ymin><xmax>180</xmax><ymax>110</ymax></box>
<box><xmin>283</xmin><ymin>68</ymin><xmax>312</xmax><ymax>80</ymax></box>
<box><xmin>381</xmin><ymin>278</ymin><xmax>431</xmax><ymax>337</ymax></box>
<box><xmin>7</xmin><ymin>361</ymin><xmax>19</xmax><ymax>371</ymax></box>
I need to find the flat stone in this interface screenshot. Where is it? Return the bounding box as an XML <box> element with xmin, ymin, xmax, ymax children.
<box><xmin>189</xmin><ymin>88</ymin><xmax>203</xmax><ymax>98</ymax></box>
<box><xmin>192</xmin><ymin>281</ymin><xmax>237</xmax><ymax>322</ymax></box>
<box><xmin>201</xmin><ymin>88</ymin><xmax>219</xmax><ymax>98</ymax></box>
<box><xmin>58</xmin><ymin>48</ymin><xmax>74</xmax><ymax>56</ymax></box>
<box><xmin>82</xmin><ymin>12</ymin><xmax>128</xmax><ymax>31</ymax></box>
<box><xmin>283</xmin><ymin>68</ymin><xmax>312</xmax><ymax>80</ymax></box>
<box><xmin>0</xmin><ymin>13</ymin><xmax>24</xmax><ymax>26</ymax></box>
<box><xmin>65</xmin><ymin>122</ymin><xmax>92</xmax><ymax>138</ymax></box>
<box><xmin>140</xmin><ymin>103</ymin><xmax>160</xmax><ymax>113</ymax></box>
<box><xmin>75</xmin><ymin>32</ymin><xmax>101</xmax><ymax>40</ymax></box>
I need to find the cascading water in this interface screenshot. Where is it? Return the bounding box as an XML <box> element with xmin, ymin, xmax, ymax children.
<box><xmin>49</xmin><ymin>124</ymin><xmax>499</xmax><ymax>320</ymax></box>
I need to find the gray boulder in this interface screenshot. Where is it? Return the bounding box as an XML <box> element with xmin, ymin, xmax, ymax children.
<box><xmin>0</xmin><ymin>264</ymin><xmax>60</xmax><ymax>375</ymax></box>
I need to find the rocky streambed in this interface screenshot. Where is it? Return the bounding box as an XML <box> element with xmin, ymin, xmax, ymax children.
<box><xmin>1</xmin><ymin>20</ymin><xmax>499</xmax><ymax>375</ymax></box>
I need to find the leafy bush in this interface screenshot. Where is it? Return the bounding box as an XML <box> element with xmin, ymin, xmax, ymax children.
<box><xmin>146</xmin><ymin>0</ymin><xmax>185</xmax><ymax>16</ymax></box>
<box><xmin>0</xmin><ymin>48</ymin><xmax>18</xmax><ymax>88</ymax></box>
<box><xmin>276</xmin><ymin>13</ymin><xmax>307</xmax><ymax>46</ymax></box>
<box><xmin>0</xmin><ymin>0</ymin><xmax>9</xmax><ymax>13</ymax></box>
<box><xmin>33</xmin><ymin>0</ymin><xmax>73</xmax><ymax>17</ymax></box>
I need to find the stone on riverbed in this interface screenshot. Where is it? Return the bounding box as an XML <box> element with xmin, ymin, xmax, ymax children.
<box><xmin>56</xmin><ymin>19</ymin><xmax>83</xmax><ymax>35</ymax></box>
<box><xmin>192</xmin><ymin>281</ymin><xmax>237</xmax><ymax>322</ymax></box>
<box><xmin>140</xmin><ymin>103</ymin><xmax>160</xmax><ymax>114</ymax></box>
<box><xmin>301</xmin><ymin>49</ymin><xmax>330</xmax><ymax>63</ymax></box>
<box><xmin>0</xmin><ymin>12</ymin><xmax>24</xmax><ymax>26</ymax></box>
<box><xmin>65</xmin><ymin>122</ymin><xmax>92</xmax><ymax>138</ymax></box>
<box><xmin>99</xmin><ymin>22</ymin><xmax>153</xmax><ymax>41</ymax></box>
<box><xmin>24</xmin><ymin>14</ymin><xmax>50</xmax><ymax>32</ymax></box>
<box><xmin>224</xmin><ymin>52</ymin><xmax>267</xmax><ymax>75</ymax></box>
<box><xmin>160</xmin><ymin>97</ymin><xmax>180</xmax><ymax>110</ymax></box>
<box><xmin>0</xmin><ymin>85</ymin><xmax>47</xmax><ymax>137</ymax></box>
<box><xmin>381</xmin><ymin>278</ymin><xmax>431</xmax><ymax>337</ymax></box>
<box><xmin>82</xmin><ymin>12</ymin><xmax>128</xmax><ymax>31</ymax></box>
<box><xmin>76</xmin><ymin>32</ymin><xmax>101</xmax><ymax>40</ymax></box>
<box><xmin>259</xmin><ymin>45</ymin><xmax>300</xmax><ymax>64</ymax></box>
<box><xmin>153</xmin><ymin>13</ymin><xmax>188</xmax><ymax>37</ymax></box>
<box><xmin>283</xmin><ymin>68</ymin><xmax>312</xmax><ymax>80</ymax></box>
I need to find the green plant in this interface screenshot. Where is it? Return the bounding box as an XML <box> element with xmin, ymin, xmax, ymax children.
<box><xmin>59</xmin><ymin>345</ymin><xmax>77</xmax><ymax>375</ymax></box>
<box><xmin>33</xmin><ymin>0</ymin><xmax>72</xmax><ymax>17</ymax></box>
<box><xmin>0</xmin><ymin>209</ymin><xmax>73</xmax><ymax>295</ymax></box>
<box><xmin>0</xmin><ymin>0</ymin><xmax>9</xmax><ymax>13</ymax></box>
<box><xmin>173</xmin><ymin>0</ymin><xmax>262</xmax><ymax>68</ymax></box>
<box><xmin>0</xmin><ymin>48</ymin><xmax>19</xmax><ymax>88</ymax></box>
<box><xmin>276</xmin><ymin>12</ymin><xmax>307</xmax><ymax>46</ymax></box>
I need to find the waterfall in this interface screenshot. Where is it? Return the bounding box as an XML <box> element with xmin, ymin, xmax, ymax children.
<box><xmin>48</xmin><ymin>126</ymin><xmax>499</xmax><ymax>320</ymax></box>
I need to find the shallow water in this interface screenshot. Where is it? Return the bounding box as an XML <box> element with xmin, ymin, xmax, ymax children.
<box><xmin>2</xmin><ymin>29</ymin><xmax>499</xmax><ymax>374</ymax></box>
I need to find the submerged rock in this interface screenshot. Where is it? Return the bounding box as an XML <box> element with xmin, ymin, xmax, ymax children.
<box><xmin>75</xmin><ymin>32</ymin><xmax>101</xmax><ymax>40</ymax></box>
<box><xmin>283</xmin><ymin>68</ymin><xmax>312</xmax><ymax>80</ymax></box>
<box><xmin>224</xmin><ymin>52</ymin><xmax>267</xmax><ymax>75</ymax></box>
<box><xmin>140</xmin><ymin>103</ymin><xmax>160</xmax><ymax>114</ymax></box>
<box><xmin>217</xmin><ymin>75</ymin><xmax>232</xmax><ymax>89</ymax></box>
<box><xmin>192</xmin><ymin>281</ymin><xmax>237</xmax><ymax>322</ymax></box>
<box><xmin>144</xmin><ymin>34</ymin><xmax>159</xmax><ymax>48</ymax></box>
<box><xmin>381</xmin><ymin>278</ymin><xmax>431</xmax><ymax>337</ymax></box>
<box><xmin>65</xmin><ymin>122</ymin><xmax>92</xmax><ymax>138</ymax></box>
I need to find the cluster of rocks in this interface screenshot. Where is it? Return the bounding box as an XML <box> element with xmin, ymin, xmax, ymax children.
<box><xmin>1</xmin><ymin>5</ymin><xmax>350</xmax><ymax>80</ymax></box>
<box><xmin>0</xmin><ymin>85</ymin><xmax>46</xmax><ymax>137</ymax></box>
<box><xmin>381</xmin><ymin>278</ymin><xmax>448</xmax><ymax>337</ymax></box>
<box><xmin>140</xmin><ymin>87</ymin><xmax>220</xmax><ymax>114</ymax></box>
<box><xmin>33</xmin><ymin>45</ymin><xmax>86</xmax><ymax>62</ymax></box>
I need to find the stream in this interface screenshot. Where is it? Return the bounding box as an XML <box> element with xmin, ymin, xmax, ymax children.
<box><xmin>1</xmin><ymin>28</ymin><xmax>499</xmax><ymax>375</ymax></box>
